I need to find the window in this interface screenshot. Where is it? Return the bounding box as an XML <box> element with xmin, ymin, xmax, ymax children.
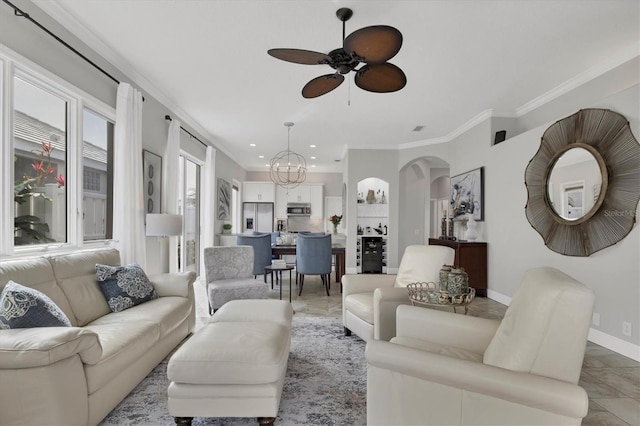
<box><xmin>2</xmin><ymin>47</ymin><xmax>116</xmax><ymax>255</ymax></box>
<box><xmin>82</xmin><ymin>109</ymin><xmax>114</xmax><ymax>241</ymax></box>
<box><xmin>178</xmin><ymin>155</ymin><xmax>201</xmax><ymax>274</ymax></box>
<box><xmin>13</xmin><ymin>76</ymin><xmax>68</xmax><ymax>246</ymax></box>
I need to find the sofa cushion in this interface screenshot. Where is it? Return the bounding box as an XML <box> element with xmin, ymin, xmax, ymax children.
<box><xmin>49</xmin><ymin>249</ymin><xmax>121</xmax><ymax>326</ymax></box>
<box><xmin>96</xmin><ymin>263</ymin><xmax>157</xmax><ymax>313</ymax></box>
<box><xmin>168</xmin><ymin>322</ymin><xmax>290</xmax><ymax>385</ymax></box>
<box><xmin>394</xmin><ymin>245</ymin><xmax>455</xmax><ymax>288</ymax></box>
<box><xmin>483</xmin><ymin>267</ymin><xmax>595</xmax><ymax>384</ymax></box>
<box><xmin>0</xmin><ymin>281</ymin><xmax>71</xmax><ymax>329</ymax></box>
<box><xmin>83</xmin><ymin>320</ymin><xmax>160</xmax><ymax>394</ymax></box>
<box><xmin>391</xmin><ymin>336</ymin><xmax>483</xmax><ymax>363</ymax></box>
<box><xmin>344</xmin><ymin>292</ymin><xmax>374</xmax><ymax>325</ymax></box>
<box><xmin>0</xmin><ymin>257</ymin><xmax>76</xmax><ymax>326</ymax></box>
<box><xmin>88</xmin><ymin>296</ymin><xmax>191</xmax><ymax>339</ymax></box>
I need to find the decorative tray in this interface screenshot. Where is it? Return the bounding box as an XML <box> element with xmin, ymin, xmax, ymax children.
<box><xmin>406</xmin><ymin>282</ymin><xmax>476</xmax><ymax>306</ymax></box>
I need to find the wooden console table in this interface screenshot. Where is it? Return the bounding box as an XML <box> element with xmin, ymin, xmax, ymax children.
<box><xmin>428</xmin><ymin>238</ymin><xmax>487</xmax><ymax>297</ymax></box>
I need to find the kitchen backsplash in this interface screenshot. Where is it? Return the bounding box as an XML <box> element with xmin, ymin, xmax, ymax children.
<box><xmin>285</xmin><ymin>217</ymin><xmax>324</xmax><ymax>233</ymax></box>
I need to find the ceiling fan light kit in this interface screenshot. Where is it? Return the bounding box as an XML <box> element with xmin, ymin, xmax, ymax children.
<box><xmin>269</xmin><ymin>122</ymin><xmax>307</xmax><ymax>189</ymax></box>
<box><xmin>268</xmin><ymin>8</ymin><xmax>407</xmax><ymax>98</ymax></box>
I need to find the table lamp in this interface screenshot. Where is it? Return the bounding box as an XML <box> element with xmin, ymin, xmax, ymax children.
<box><xmin>146</xmin><ymin>214</ymin><xmax>182</xmax><ymax>273</ymax></box>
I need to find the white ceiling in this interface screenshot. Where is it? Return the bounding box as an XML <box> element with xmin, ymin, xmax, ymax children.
<box><xmin>35</xmin><ymin>0</ymin><xmax>639</xmax><ymax>173</ymax></box>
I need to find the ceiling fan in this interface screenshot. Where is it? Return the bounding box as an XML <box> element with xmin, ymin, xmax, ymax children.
<box><xmin>268</xmin><ymin>8</ymin><xmax>407</xmax><ymax>99</ymax></box>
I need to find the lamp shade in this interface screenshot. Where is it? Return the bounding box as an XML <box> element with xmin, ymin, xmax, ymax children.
<box><xmin>146</xmin><ymin>214</ymin><xmax>182</xmax><ymax>237</ymax></box>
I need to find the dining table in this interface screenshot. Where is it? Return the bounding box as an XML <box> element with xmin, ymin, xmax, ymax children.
<box><xmin>271</xmin><ymin>243</ymin><xmax>346</xmax><ymax>284</ymax></box>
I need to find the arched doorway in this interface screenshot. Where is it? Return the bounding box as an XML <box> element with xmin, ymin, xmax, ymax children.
<box><xmin>398</xmin><ymin>156</ymin><xmax>449</xmax><ymax>253</ymax></box>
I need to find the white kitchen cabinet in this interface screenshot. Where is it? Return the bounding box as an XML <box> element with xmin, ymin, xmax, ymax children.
<box><xmin>287</xmin><ymin>186</ymin><xmax>310</xmax><ymax>203</ymax></box>
<box><xmin>243</xmin><ymin>182</ymin><xmax>275</xmax><ymax>203</ymax></box>
<box><xmin>309</xmin><ymin>184</ymin><xmax>324</xmax><ymax>219</ymax></box>
<box><xmin>275</xmin><ymin>185</ymin><xmax>288</xmax><ymax>218</ymax></box>
<box><xmin>274</xmin><ymin>184</ymin><xmax>323</xmax><ymax>219</ymax></box>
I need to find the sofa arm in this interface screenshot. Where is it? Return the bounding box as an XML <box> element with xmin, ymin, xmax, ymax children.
<box><xmin>0</xmin><ymin>327</ymin><xmax>102</xmax><ymax>369</ymax></box>
<box><xmin>366</xmin><ymin>340</ymin><xmax>588</xmax><ymax>419</ymax></box>
<box><xmin>341</xmin><ymin>274</ymin><xmax>396</xmax><ymax>296</ymax></box>
<box><xmin>395</xmin><ymin>305</ymin><xmax>500</xmax><ymax>353</ymax></box>
<box><xmin>149</xmin><ymin>271</ymin><xmax>196</xmax><ymax>298</ymax></box>
<box><xmin>373</xmin><ymin>287</ymin><xmax>412</xmax><ymax>341</ymax></box>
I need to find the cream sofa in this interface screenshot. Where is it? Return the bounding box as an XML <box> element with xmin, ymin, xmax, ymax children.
<box><xmin>366</xmin><ymin>267</ymin><xmax>595</xmax><ymax>425</ymax></box>
<box><xmin>0</xmin><ymin>249</ymin><xmax>196</xmax><ymax>426</ymax></box>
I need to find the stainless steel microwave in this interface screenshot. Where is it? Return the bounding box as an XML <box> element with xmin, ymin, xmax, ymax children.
<box><xmin>287</xmin><ymin>203</ymin><xmax>311</xmax><ymax>216</ymax></box>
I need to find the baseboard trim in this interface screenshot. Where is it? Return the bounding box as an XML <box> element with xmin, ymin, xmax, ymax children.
<box><xmin>588</xmin><ymin>328</ymin><xmax>640</xmax><ymax>362</ymax></box>
<box><xmin>487</xmin><ymin>290</ymin><xmax>640</xmax><ymax>362</ymax></box>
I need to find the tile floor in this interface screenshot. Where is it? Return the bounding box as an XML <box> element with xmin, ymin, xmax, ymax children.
<box><xmin>194</xmin><ymin>275</ymin><xmax>640</xmax><ymax>425</ymax></box>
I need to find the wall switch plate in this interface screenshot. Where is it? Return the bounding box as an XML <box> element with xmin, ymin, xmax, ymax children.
<box><xmin>592</xmin><ymin>313</ymin><xmax>600</xmax><ymax>326</ymax></box>
<box><xmin>623</xmin><ymin>321</ymin><xmax>632</xmax><ymax>337</ymax></box>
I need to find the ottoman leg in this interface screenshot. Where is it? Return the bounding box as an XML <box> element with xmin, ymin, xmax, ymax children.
<box><xmin>175</xmin><ymin>417</ymin><xmax>193</xmax><ymax>426</ymax></box>
<box><xmin>258</xmin><ymin>417</ymin><xmax>276</xmax><ymax>425</ymax></box>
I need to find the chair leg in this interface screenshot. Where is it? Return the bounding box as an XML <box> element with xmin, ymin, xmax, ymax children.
<box><xmin>323</xmin><ymin>274</ymin><xmax>330</xmax><ymax>296</ymax></box>
<box><xmin>298</xmin><ymin>274</ymin><xmax>304</xmax><ymax>296</ymax></box>
<box><xmin>344</xmin><ymin>327</ymin><xmax>352</xmax><ymax>336</ymax></box>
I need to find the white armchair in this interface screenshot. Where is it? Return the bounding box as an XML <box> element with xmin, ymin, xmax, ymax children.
<box><xmin>365</xmin><ymin>267</ymin><xmax>595</xmax><ymax>425</ymax></box>
<box><xmin>341</xmin><ymin>244</ymin><xmax>455</xmax><ymax>342</ymax></box>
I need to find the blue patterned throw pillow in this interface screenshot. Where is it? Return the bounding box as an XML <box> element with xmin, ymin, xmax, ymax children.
<box><xmin>95</xmin><ymin>263</ymin><xmax>158</xmax><ymax>313</ymax></box>
<box><xmin>0</xmin><ymin>281</ymin><xmax>71</xmax><ymax>329</ymax></box>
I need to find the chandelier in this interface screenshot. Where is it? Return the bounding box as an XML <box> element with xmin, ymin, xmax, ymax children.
<box><xmin>269</xmin><ymin>122</ymin><xmax>307</xmax><ymax>189</ymax></box>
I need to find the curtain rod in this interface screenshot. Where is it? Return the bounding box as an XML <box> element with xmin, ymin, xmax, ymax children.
<box><xmin>2</xmin><ymin>0</ymin><xmax>144</xmax><ymax>101</ymax></box>
<box><xmin>165</xmin><ymin>115</ymin><xmax>207</xmax><ymax>148</ymax></box>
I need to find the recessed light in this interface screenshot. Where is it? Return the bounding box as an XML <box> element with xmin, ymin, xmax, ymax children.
<box><xmin>311</xmin><ymin>165</ymin><xmax>316</xmax><ymax>168</ymax></box>
<box><xmin>265</xmin><ymin>164</ymin><xmax>270</xmax><ymax>167</ymax></box>
<box><xmin>310</xmin><ymin>156</ymin><xmax>316</xmax><ymax>160</ymax></box>
<box><xmin>259</xmin><ymin>155</ymin><xmax>264</xmax><ymax>158</ymax></box>
<box><xmin>309</xmin><ymin>144</ymin><xmax>316</xmax><ymax>148</ymax></box>
<box><xmin>250</xmin><ymin>143</ymin><xmax>256</xmax><ymax>147</ymax></box>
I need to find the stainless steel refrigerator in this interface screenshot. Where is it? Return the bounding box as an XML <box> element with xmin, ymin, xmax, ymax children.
<box><xmin>242</xmin><ymin>202</ymin><xmax>274</xmax><ymax>233</ymax></box>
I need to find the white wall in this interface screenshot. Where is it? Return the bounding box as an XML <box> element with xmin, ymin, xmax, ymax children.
<box><xmin>396</xmin><ymin>69</ymin><xmax>639</xmax><ymax>356</ymax></box>
<box><xmin>346</xmin><ymin>149</ymin><xmax>400</xmax><ymax>273</ymax></box>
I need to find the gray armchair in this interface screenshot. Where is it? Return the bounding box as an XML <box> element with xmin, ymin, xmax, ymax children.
<box><xmin>296</xmin><ymin>233</ymin><xmax>332</xmax><ymax>296</ymax></box>
<box><xmin>204</xmin><ymin>246</ymin><xmax>269</xmax><ymax>313</ymax></box>
<box><xmin>236</xmin><ymin>233</ymin><xmax>272</xmax><ymax>283</ymax></box>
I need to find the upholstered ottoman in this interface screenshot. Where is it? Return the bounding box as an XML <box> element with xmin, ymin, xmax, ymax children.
<box><xmin>167</xmin><ymin>299</ymin><xmax>293</xmax><ymax>425</ymax></box>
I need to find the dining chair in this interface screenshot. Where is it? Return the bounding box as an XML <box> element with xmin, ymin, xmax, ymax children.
<box><xmin>236</xmin><ymin>233</ymin><xmax>272</xmax><ymax>283</ymax></box>
<box><xmin>296</xmin><ymin>233</ymin><xmax>332</xmax><ymax>296</ymax></box>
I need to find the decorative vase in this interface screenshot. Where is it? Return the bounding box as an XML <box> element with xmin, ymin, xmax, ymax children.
<box><xmin>366</xmin><ymin>189</ymin><xmax>376</xmax><ymax>204</ymax></box>
<box><xmin>465</xmin><ymin>213</ymin><xmax>478</xmax><ymax>241</ymax></box>
<box><xmin>333</xmin><ymin>223</ymin><xmax>339</xmax><ymax>234</ymax></box>
<box><xmin>447</xmin><ymin>267</ymin><xmax>469</xmax><ymax>295</ymax></box>
<box><xmin>439</xmin><ymin>265</ymin><xmax>453</xmax><ymax>291</ymax></box>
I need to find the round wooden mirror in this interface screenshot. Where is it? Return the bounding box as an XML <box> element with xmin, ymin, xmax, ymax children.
<box><xmin>525</xmin><ymin>108</ymin><xmax>640</xmax><ymax>256</ymax></box>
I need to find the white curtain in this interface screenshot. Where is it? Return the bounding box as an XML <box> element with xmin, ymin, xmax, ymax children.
<box><xmin>201</xmin><ymin>146</ymin><xmax>216</xmax><ymax>270</ymax></box>
<box><xmin>164</xmin><ymin>119</ymin><xmax>181</xmax><ymax>273</ymax></box>
<box><xmin>113</xmin><ymin>83</ymin><xmax>146</xmax><ymax>268</ymax></box>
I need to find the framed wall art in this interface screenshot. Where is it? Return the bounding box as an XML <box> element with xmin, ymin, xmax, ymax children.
<box><xmin>450</xmin><ymin>167</ymin><xmax>484</xmax><ymax>221</ymax></box>
<box><xmin>143</xmin><ymin>150</ymin><xmax>162</xmax><ymax>214</ymax></box>
<box><xmin>217</xmin><ymin>178</ymin><xmax>231</xmax><ymax>220</ymax></box>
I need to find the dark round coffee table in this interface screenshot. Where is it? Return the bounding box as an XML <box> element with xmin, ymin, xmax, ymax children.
<box><xmin>264</xmin><ymin>264</ymin><xmax>295</xmax><ymax>303</ymax></box>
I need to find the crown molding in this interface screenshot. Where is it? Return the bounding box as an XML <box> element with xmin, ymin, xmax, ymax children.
<box><xmin>516</xmin><ymin>44</ymin><xmax>640</xmax><ymax>116</ymax></box>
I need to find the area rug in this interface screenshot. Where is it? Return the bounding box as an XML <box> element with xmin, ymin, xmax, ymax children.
<box><xmin>100</xmin><ymin>315</ymin><xmax>367</xmax><ymax>426</ymax></box>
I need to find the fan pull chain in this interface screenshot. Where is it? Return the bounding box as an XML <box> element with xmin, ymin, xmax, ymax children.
<box><xmin>348</xmin><ymin>74</ymin><xmax>351</xmax><ymax>106</ymax></box>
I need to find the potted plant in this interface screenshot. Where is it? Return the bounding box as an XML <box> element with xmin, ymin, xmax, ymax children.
<box><xmin>222</xmin><ymin>223</ymin><xmax>232</xmax><ymax>234</ymax></box>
